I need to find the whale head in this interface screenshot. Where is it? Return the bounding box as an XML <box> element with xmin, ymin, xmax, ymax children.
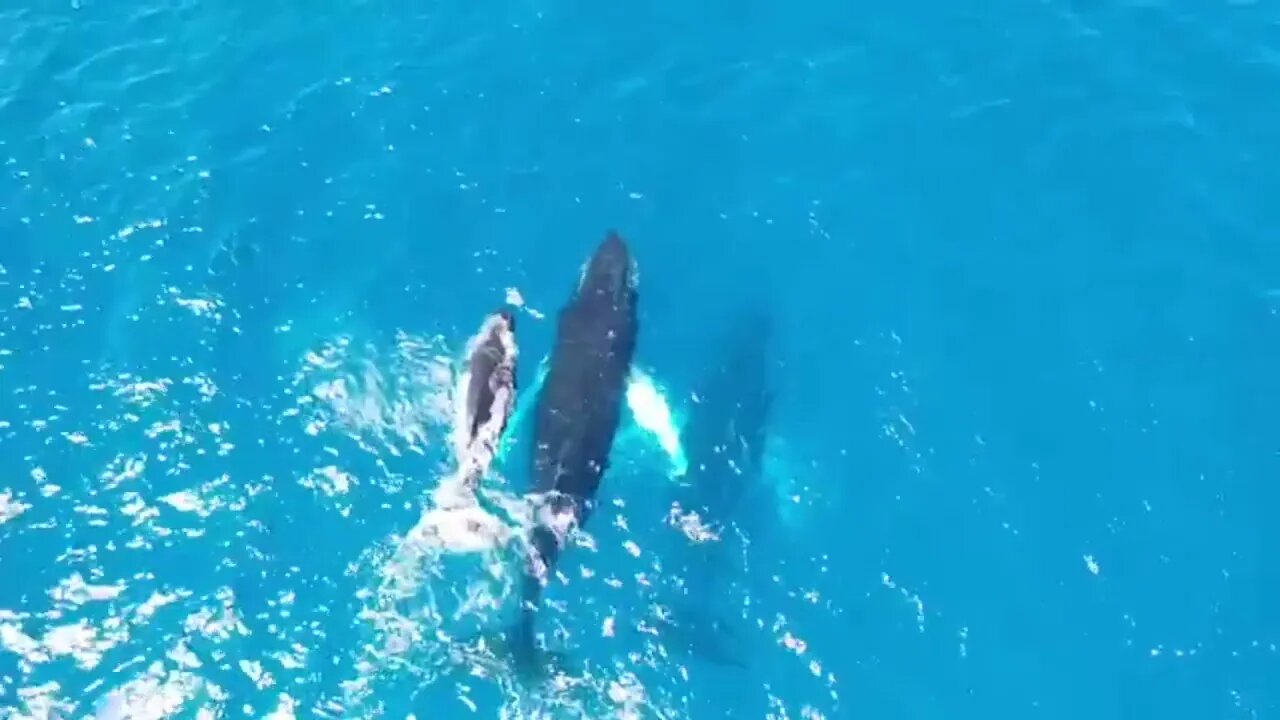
<box><xmin>577</xmin><ymin>230</ymin><xmax>637</xmax><ymax>304</ymax></box>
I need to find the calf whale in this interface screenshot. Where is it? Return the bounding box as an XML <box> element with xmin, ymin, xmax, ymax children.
<box><xmin>453</xmin><ymin>308</ymin><xmax>519</xmax><ymax>485</ymax></box>
<box><xmin>510</xmin><ymin>230</ymin><xmax>639</xmax><ymax>667</ymax></box>
<box><xmin>414</xmin><ymin>309</ymin><xmax>519</xmax><ymax>551</ymax></box>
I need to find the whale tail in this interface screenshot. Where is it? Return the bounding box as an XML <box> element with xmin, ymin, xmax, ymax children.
<box><xmin>456</xmin><ymin>610</ymin><xmax>571</xmax><ymax>684</ymax></box>
<box><xmin>502</xmin><ymin>611</ymin><xmax>567</xmax><ymax>680</ymax></box>
<box><xmin>507</xmin><ymin>520</ymin><xmax>564</xmax><ymax>667</ymax></box>
<box><xmin>448</xmin><ymin>522</ymin><xmax>570</xmax><ymax>681</ymax></box>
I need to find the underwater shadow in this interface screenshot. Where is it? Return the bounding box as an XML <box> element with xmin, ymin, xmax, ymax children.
<box><xmin>659</xmin><ymin>304</ymin><xmax>779</xmax><ymax>669</ymax></box>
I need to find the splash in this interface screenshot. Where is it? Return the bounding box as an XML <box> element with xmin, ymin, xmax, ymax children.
<box><xmin>290</xmin><ymin>330</ymin><xmax>456</xmax><ymax>460</ymax></box>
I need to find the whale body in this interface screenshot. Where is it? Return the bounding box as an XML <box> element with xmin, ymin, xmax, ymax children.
<box><xmin>456</xmin><ymin>309</ymin><xmax>519</xmax><ymax>476</ymax></box>
<box><xmin>511</xmin><ymin>230</ymin><xmax>639</xmax><ymax>665</ymax></box>
<box><xmin>415</xmin><ymin>309</ymin><xmax>519</xmax><ymax>551</ymax></box>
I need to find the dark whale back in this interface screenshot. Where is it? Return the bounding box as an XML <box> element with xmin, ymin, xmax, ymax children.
<box><xmin>530</xmin><ymin>231</ymin><xmax>638</xmax><ymax>513</ymax></box>
<box><xmin>510</xmin><ymin>231</ymin><xmax>639</xmax><ymax>670</ymax></box>
<box><xmin>463</xmin><ymin>309</ymin><xmax>518</xmax><ymax>449</ymax></box>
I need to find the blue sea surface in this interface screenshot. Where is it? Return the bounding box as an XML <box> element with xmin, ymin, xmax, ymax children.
<box><xmin>2</xmin><ymin>0</ymin><xmax>1279</xmax><ymax>717</ymax></box>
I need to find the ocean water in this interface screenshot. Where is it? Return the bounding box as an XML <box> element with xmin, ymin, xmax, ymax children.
<box><xmin>2</xmin><ymin>0</ymin><xmax>1279</xmax><ymax>717</ymax></box>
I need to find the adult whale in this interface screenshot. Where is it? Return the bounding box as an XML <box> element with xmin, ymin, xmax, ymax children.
<box><xmin>510</xmin><ymin>230</ymin><xmax>639</xmax><ymax>668</ymax></box>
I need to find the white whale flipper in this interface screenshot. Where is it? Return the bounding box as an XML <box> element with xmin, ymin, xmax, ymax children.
<box><xmin>625</xmin><ymin>366</ymin><xmax>689</xmax><ymax>477</ymax></box>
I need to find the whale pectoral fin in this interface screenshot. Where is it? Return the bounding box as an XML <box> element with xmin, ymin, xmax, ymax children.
<box><xmin>623</xmin><ymin>367</ymin><xmax>688</xmax><ymax>477</ymax></box>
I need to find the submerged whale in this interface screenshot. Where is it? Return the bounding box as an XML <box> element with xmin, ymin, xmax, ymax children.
<box><xmin>682</xmin><ymin>308</ymin><xmax>774</xmax><ymax>523</ymax></box>
<box><xmin>510</xmin><ymin>230</ymin><xmax>639</xmax><ymax>665</ymax></box>
<box><xmin>661</xmin><ymin>307</ymin><xmax>776</xmax><ymax>667</ymax></box>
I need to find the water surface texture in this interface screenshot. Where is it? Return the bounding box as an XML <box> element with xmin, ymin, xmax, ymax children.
<box><xmin>2</xmin><ymin>1</ymin><xmax>1279</xmax><ymax>718</ymax></box>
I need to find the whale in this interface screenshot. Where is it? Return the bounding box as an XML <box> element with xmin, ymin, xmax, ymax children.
<box><xmin>659</xmin><ymin>307</ymin><xmax>776</xmax><ymax>668</ymax></box>
<box><xmin>413</xmin><ymin>309</ymin><xmax>519</xmax><ymax>552</ymax></box>
<box><xmin>510</xmin><ymin>230</ymin><xmax>639</xmax><ymax>667</ymax></box>
<box><xmin>453</xmin><ymin>308</ymin><xmax>519</xmax><ymax>482</ymax></box>
<box><xmin>682</xmin><ymin>308</ymin><xmax>774</xmax><ymax>523</ymax></box>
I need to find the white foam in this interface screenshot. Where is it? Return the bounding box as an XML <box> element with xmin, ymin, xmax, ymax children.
<box><xmin>0</xmin><ymin>490</ymin><xmax>30</xmax><ymax>524</ymax></box>
<box><xmin>409</xmin><ymin>501</ymin><xmax>512</xmax><ymax>554</ymax></box>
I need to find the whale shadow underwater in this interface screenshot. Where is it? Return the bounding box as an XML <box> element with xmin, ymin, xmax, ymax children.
<box><xmin>657</xmin><ymin>305</ymin><xmax>779</xmax><ymax>670</ymax></box>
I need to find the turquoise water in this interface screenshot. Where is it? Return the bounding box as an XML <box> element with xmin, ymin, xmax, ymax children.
<box><xmin>2</xmin><ymin>0</ymin><xmax>1279</xmax><ymax>717</ymax></box>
